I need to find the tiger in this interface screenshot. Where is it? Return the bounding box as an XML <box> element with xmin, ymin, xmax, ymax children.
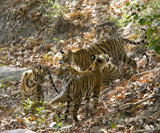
<box><xmin>57</xmin><ymin>63</ymin><xmax>79</xmax><ymax>86</ymax></box>
<box><xmin>58</xmin><ymin>63</ymin><xmax>122</xmax><ymax>86</ymax></box>
<box><xmin>64</xmin><ymin>54</ymin><xmax>109</xmax><ymax>121</ymax></box>
<box><xmin>20</xmin><ymin>64</ymin><xmax>59</xmax><ymax>114</ymax></box>
<box><xmin>60</xmin><ymin>28</ymin><xmax>147</xmax><ymax>73</ymax></box>
<box><xmin>47</xmin><ymin>62</ymin><xmax>122</xmax><ymax>107</ymax></box>
<box><xmin>54</xmin><ymin>54</ymin><xmax>109</xmax><ymax>121</ymax></box>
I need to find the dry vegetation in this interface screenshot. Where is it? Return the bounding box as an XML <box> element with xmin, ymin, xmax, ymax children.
<box><xmin>0</xmin><ymin>0</ymin><xmax>160</xmax><ymax>132</ymax></box>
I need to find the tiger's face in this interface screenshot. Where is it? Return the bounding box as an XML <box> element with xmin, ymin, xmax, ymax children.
<box><xmin>60</xmin><ymin>49</ymin><xmax>73</xmax><ymax>65</ymax></box>
<box><xmin>33</xmin><ymin>65</ymin><xmax>46</xmax><ymax>82</ymax></box>
<box><xmin>91</xmin><ymin>54</ymin><xmax>109</xmax><ymax>70</ymax></box>
<box><xmin>57</xmin><ymin>64</ymin><xmax>72</xmax><ymax>81</ymax></box>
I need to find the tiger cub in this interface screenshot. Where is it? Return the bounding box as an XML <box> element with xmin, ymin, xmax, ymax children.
<box><xmin>20</xmin><ymin>65</ymin><xmax>59</xmax><ymax>114</ymax></box>
<box><xmin>48</xmin><ymin>62</ymin><xmax>122</xmax><ymax>106</ymax></box>
<box><xmin>58</xmin><ymin>63</ymin><xmax>122</xmax><ymax>86</ymax></box>
<box><xmin>62</xmin><ymin>54</ymin><xmax>109</xmax><ymax>121</ymax></box>
<box><xmin>57</xmin><ymin>63</ymin><xmax>79</xmax><ymax>86</ymax></box>
<box><xmin>60</xmin><ymin>28</ymin><xmax>147</xmax><ymax>73</ymax></box>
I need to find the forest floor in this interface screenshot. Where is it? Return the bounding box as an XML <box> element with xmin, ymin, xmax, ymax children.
<box><xmin>0</xmin><ymin>0</ymin><xmax>160</xmax><ymax>132</ymax></box>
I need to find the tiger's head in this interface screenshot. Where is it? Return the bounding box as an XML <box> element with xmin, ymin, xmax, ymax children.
<box><xmin>60</xmin><ymin>49</ymin><xmax>74</xmax><ymax>65</ymax></box>
<box><xmin>32</xmin><ymin>65</ymin><xmax>46</xmax><ymax>82</ymax></box>
<box><xmin>90</xmin><ymin>54</ymin><xmax>109</xmax><ymax>71</ymax></box>
<box><xmin>57</xmin><ymin>63</ymin><xmax>73</xmax><ymax>81</ymax></box>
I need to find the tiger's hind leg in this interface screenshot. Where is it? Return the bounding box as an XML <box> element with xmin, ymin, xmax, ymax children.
<box><xmin>120</xmin><ymin>53</ymin><xmax>137</xmax><ymax>74</ymax></box>
<box><xmin>21</xmin><ymin>92</ymin><xmax>28</xmax><ymax>114</ymax></box>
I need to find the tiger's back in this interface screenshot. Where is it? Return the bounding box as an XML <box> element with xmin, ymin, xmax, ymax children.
<box><xmin>58</xmin><ymin>63</ymin><xmax>122</xmax><ymax>86</ymax></box>
<box><xmin>102</xmin><ymin>63</ymin><xmax>122</xmax><ymax>85</ymax></box>
<box><xmin>21</xmin><ymin>70</ymin><xmax>39</xmax><ymax>98</ymax></box>
<box><xmin>20</xmin><ymin>65</ymin><xmax>58</xmax><ymax>114</ymax></box>
<box><xmin>60</xmin><ymin>28</ymin><xmax>147</xmax><ymax>72</ymax></box>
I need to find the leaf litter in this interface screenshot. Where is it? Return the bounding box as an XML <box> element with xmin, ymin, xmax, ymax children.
<box><xmin>0</xmin><ymin>0</ymin><xmax>160</xmax><ymax>132</ymax></box>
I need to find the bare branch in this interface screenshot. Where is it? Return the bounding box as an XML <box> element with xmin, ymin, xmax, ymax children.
<box><xmin>133</xmin><ymin>68</ymin><xmax>159</xmax><ymax>77</ymax></box>
<box><xmin>132</xmin><ymin>125</ymin><xmax>160</xmax><ymax>133</ymax></box>
<box><xmin>106</xmin><ymin>94</ymin><xmax>160</xmax><ymax>116</ymax></box>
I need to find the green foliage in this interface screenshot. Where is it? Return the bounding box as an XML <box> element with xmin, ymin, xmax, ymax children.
<box><xmin>0</xmin><ymin>79</ymin><xmax>6</xmax><ymax>88</ymax></box>
<box><xmin>36</xmin><ymin>106</ymin><xmax>46</xmax><ymax>125</ymax></box>
<box><xmin>0</xmin><ymin>83</ymin><xmax>5</xmax><ymax>88</ymax></box>
<box><xmin>52</xmin><ymin>116</ymin><xmax>63</xmax><ymax>129</ymax></box>
<box><xmin>117</xmin><ymin>0</ymin><xmax>160</xmax><ymax>53</ymax></box>
<box><xmin>44</xmin><ymin>0</ymin><xmax>67</xmax><ymax>18</ymax></box>
<box><xmin>22</xmin><ymin>98</ymin><xmax>34</xmax><ymax>112</ymax></box>
<box><xmin>20</xmin><ymin>99</ymin><xmax>48</xmax><ymax>125</ymax></box>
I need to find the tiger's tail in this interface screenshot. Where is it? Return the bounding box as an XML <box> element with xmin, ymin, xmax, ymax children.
<box><xmin>142</xmin><ymin>52</ymin><xmax>149</xmax><ymax>67</ymax></box>
<box><xmin>46</xmin><ymin>67</ymin><xmax>59</xmax><ymax>94</ymax></box>
<box><xmin>45</xmin><ymin>90</ymin><xmax>67</xmax><ymax>107</ymax></box>
<box><xmin>124</xmin><ymin>28</ymin><xmax>147</xmax><ymax>45</ymax></box>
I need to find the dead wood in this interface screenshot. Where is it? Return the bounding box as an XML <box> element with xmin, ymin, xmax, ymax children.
<box><xmin>106</xmin><ymin>94</ymin><xmax>160</xmax><ymax>116</ymax></box>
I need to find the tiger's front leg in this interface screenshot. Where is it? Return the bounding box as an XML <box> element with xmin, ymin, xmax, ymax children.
<box><xmin>110</xmin><ymin>57</ymin><xmax>119</xmax><ymax>67</ymax></box>
<box><xmin>92</xmin><ymin>87</ymin><xmax>100</xmax><ymax>115</ymax></box>
<box><xmin>64</xmin><ymin>94</ymin><xmax>71</xmax><ymax>121</ymax></box>
<box><xmin>85</xmin><ymin>96</ymin><xmax>91</xmax><ymax>118</ymax></box>
<box><xmin>72</xmin><ymin>95</ymin><xmax>82</xmax><ymax>122</ymax></box>
<box><xmin>36</xmin><ymin>84</ymin><xmax>44</xmax><ymax>107</ymax></box>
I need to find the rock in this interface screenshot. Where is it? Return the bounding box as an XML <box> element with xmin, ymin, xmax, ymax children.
<box><xmin>0</xmin><ymin>66</ymin><xmax>27</xmax><ymax>83</ymax></box>
<box><xmin>1</xmin><ymin>129</ymin><xmax>35</xmax><ymax>133</ymax></box>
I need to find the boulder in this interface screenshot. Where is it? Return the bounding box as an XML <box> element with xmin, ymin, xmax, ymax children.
<box><xmin>0</xmin><ymin>66</ymin><xmax>27</xmax><ymax>83</ymax></box>
<box><xmin>1</xmin><ymin>129</ymin><xmax>35</xmax><ymax>133</ymax></box>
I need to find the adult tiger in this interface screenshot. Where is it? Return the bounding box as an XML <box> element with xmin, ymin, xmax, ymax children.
<box><xmin>60</xmin><ymin>28</ymin><xmax>147</xmax><ymax>73</ymax></box>
<box><xmin>20</xmin><ymin>65</ymin><xmax>59</xmax><ymax>114</ymax></box>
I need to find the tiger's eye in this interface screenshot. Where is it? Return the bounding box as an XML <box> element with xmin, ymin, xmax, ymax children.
<box><xmin>60</xmin><ymin>60</ymin><xmax>63</xmax><ymax>64</ymax></box>
<box><xmin>38</xmin><ymin>66</ymin><xmax>41</xmax><ymax>69</ymax></box>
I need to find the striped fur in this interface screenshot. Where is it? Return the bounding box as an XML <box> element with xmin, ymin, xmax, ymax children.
<box><xmin>57</xmin><ymin>63</ymin><xmax>79</xmax><ymax>85</ymax></box>
<box><xmin>47</xmin><ymin>62</ymin><xmax>122</xmax><ymax>109</ymax></box>
<box><xmin>20</xmin><ymin>65</ymin><xmax>58</xmax><ymax>114</ymax></box>
<box><xmin>102</xmin><ymin>63</ymin><xmax>122</xmax><ymax>85</ymax></box>
<box><xmin>63</xmin><ymin>54</ymin><xmax>109</xmax><ymax>121</ymax></box>
<box><xmin>60</xmin><ymin>28</ymin><xmax>147</xmax><ymax>72</ymax></box>
<box><xmin>58</xmin><ymin>63</ymin><xmax>122</xmax><ymax>86</ymax></box>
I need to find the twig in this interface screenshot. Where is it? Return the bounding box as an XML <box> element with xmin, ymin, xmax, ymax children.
<box><xmin>100</xmin><ymin>88</ymin><xmax>116</xmax><ymax>102</ymax></box>
<box><xmin>10</xmin><ymin>91</ymin><xmax>21</xmax><ymax>98</ymax></box>
<box><xmin>133</xmin><ymin>68</ymin><xmax>159</xmax><ymax>77</ymax></box>
<box><xmin>132</xmin><ymin>125</ymin><xmax>160</xmax><ymax>133</ymax></box>
<box><xmin>95</xmin><ymin>21</ymin><xmax>117</xmax><ymax>28</ymax></box>
<box><xmin>106</xmin><ymin>94</ymin><xmax>160</xmax><ymax>116</ymax></box>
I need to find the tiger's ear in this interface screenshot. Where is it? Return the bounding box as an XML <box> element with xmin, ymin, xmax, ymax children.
<box><xmin>68</xmin><ymin>49</ymin><xmax>73</xmax><ymax>55</ymax></box>
<box><xmin>60</xmin><ymin>49</ymin><xmax>64</xmax><ymax>54</ymax></box>
<box><xmin>91</xmin><ymin>55</ymin><xmax>96</xmax><ymax>61</ymax></box>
